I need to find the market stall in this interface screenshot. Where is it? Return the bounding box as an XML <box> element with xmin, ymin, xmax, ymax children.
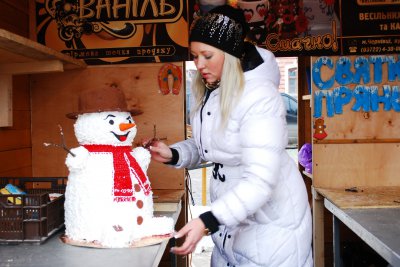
<box><xmin>0</xmin><ymin>2</ymin><xmax>187</xmax><ymax>266</ymax></box>
<box><xmin>309</xmin><ymin>54</ymin><xmax>400</xmax><ymax>266</ymax></box>
<box><xmin>2</xmin><ymin>1</ymin><xmax>400</xmax><ymax>267</ymax></box>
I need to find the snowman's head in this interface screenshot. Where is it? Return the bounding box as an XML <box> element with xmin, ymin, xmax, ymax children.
<box><xmin>74</xmin><ymin>111</ymin><xmax>137</xmax><ymax>146</ymax></box>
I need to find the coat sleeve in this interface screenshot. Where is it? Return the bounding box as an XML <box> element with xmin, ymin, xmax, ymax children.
<box><xmin>211</xmin><ymin>86</ymin><xmax>288</xmax><ymax>227</ymax></box>
<box><xmin>170</xmin><ymin>138</ymin><xmax>202</xmax><ymax>169</ymax></box>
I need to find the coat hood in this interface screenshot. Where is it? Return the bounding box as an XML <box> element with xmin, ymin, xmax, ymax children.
<box><xmin>244</xmin><ymin>46</ymin><xmax>280</xmax><ymax>88</ymax></box>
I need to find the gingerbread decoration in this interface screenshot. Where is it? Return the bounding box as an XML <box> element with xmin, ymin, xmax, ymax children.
<box><xmin>313</xmin><ymin>117</ymin><xmax>328</xmax><ymax>140</ymax></box>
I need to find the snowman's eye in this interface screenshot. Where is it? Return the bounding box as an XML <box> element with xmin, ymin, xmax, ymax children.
<box><xmin>104</xmin><ymin>114</ymin><xmax>116</xmax><ymax>125</ymax></box>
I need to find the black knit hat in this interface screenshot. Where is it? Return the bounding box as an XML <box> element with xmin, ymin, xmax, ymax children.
<box><xmin>189</xmin><ymin>5</ymin><xmax>249</xmax><ymax>58</ymax></box>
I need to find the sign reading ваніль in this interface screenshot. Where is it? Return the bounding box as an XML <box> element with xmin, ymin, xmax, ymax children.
<box><xmin>35</xmin><ymin>0</ymin><xmax>192</xmax><ymax>64</ymax></box>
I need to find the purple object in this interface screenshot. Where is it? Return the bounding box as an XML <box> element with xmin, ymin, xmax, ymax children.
<box><xmin>298</xmin><ymin>143</ymin><xmax>312</xmax><ymax>174</ymax></box>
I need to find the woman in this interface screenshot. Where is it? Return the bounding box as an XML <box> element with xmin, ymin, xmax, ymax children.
<box><xmin>148</xmin><ymin>5</ymin><xmax>313</xmax><ymax>267</ymax></box>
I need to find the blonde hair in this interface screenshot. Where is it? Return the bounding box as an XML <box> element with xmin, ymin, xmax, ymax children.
<box><xmin>191</xmin><ymin>52</ymin><xmax>245</xmax><ymax>129</ymax></box>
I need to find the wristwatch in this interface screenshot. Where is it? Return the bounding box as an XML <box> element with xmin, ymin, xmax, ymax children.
<box><xmin>199</xmin><ymin>211</ymin><xmax>220</xmax><ymax>236</ymax></box>
<box><xmin>203</xmin><ymin>227</ymin><xmax>211</xmax><ymax>236</ymax></box>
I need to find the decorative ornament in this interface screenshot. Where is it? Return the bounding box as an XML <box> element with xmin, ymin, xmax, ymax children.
<box><xmin>237</xmin><ymin>0</ymin><xmax>268</xmax><ymax>42</ymax></box>
<box><xmin>313</xmin><ymin>117</ymin><xmax>328</xmax><ymax>140</ymax></box>
<box><xmin>265</xmin><ymin>0</ymin><xmax>309</xmax><ymax>38</ymax></box>
<box><xmin>298</xmin><ymin>143</ymin><xmax>312</xmax><ymax>174</ymax></box>
<box><xmin>158</xmin><ymin>63</ymin><xmax>182</xmax><ymax>95</ymax></box>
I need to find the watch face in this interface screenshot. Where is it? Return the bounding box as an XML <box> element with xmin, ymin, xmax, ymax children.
<box><xmin>204</xmin><ymin>228</ymin><xmax>211</xmax><ymax>236</ymax></box>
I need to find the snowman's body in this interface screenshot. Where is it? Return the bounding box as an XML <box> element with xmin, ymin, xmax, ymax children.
<box><xmin>64</xmin><ymin>111</ymin><xmax>173</xmax><ymax>248</ymax></box>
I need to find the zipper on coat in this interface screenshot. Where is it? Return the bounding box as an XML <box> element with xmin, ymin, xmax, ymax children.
<box><xmin>199</xmin><ymin>89</ymin><xmax>212</xmax><ymax>158</ymax></box>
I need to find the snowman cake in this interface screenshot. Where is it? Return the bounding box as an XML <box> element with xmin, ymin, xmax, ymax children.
<box><xmin>63</xmin><ymin>86</ymin><xmax>174</xmax><ymax>248</ymax></box>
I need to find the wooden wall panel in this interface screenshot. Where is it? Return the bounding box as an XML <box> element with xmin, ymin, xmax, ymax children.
<box><xmin>313</xmin><ymin>143</ymin><xmax>400</xmax><ymax>189</ymax></box>
<box><xmin>1</xmin><ymin>0</ymin><xmax>27</xmax><ymax>12</ymax></box>
<box><xmin>0</xmin><ymin>148</ymin><xmax>32</xmax><ymax>175</ymax></box>
<box><xmin>0</xmin><ymin>0</ymin><xmax>29</xmax><ymax>37</ymax></box>
<box><xmin>298</xmin><ymin>56</ymin><xmax>312</xmax><ymax>149</ymax></box>
<box><xmin>8</xmin><ymin>110</ymin><xmax>30</xmax><ymax>129</ymax></box>
<box><xmin>0</xmin><ymin>76</ymin><xmax>32</xmax><ymax>175</ymax></box>
<box><xmin>311</xmin><ymin>55</ymin><xmax>400</xmax><ymax>141</ymax></box>
<box><xmin>297</xmin><ymin>56</ymin><xmax>312</xmax><ymax>205</ymax></box>
<box><xmin>0</xmin><ymin>0</ymin><xmax>32</xmax><ymax>177</ymax></box>
<box><xmin>311</xmin><ymin>55</ymin><xmax>400</xmax><ymax>189</ymax></box>
<box><xmin>31</xmin><ymin>64</ymin><xmax>185</xmax><ymax>190</ymax></box>
<box><xmin>13</xmin><ymin>75</ymin><xmax>30</xmax><ymax>110</ymax></box>
<box><xmin>0</xmin><ymin>166</ymin><xmax>32</xmax><ymax>177</ymax></box>
<box><xmin>0</xmin><ymin>74</ymin><xmax>12</xmax><ymax>126</ymax></box>
<box><xmin>317</xmin><ymin>108</ymin><xmax>400</xmax><ymax>141</ymax></box>
<box><xmin>0</xmin><ymin>129</ymin><xmax>31</xmax><ymax>150</ymax></box>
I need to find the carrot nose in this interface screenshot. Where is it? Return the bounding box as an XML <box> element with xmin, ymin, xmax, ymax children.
<box><xmin>119</xmin><ymin>123</ymin><xmax>136</xmax><ymax>131</ymax></box>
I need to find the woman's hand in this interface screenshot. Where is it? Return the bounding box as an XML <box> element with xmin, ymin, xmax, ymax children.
<box><xmin>171</xmin><ymin>218</ymin><xmax>207</xmax><ymax>255</ymax></box>
<box><xmin>143</xmin><ymin>139</ymin><xmax>173</xmax><ymax>163</ymax></box>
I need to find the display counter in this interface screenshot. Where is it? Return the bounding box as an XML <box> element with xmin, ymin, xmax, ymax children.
<box><xmin>325</xmin><ymin>198</ymin><xmax>400</xmax><ymax>267</ymax></box>
<box><xmin>0</xmin><ymin>198</ymin><xmax>182</xmax><ymax>267</ymax></box>
<box><xmin>313</xmin><ymin>187</ymin><xmax>400</xmax><ymax>267</ymax></box>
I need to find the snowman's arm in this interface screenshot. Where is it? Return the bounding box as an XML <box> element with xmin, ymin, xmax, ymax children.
<box><xmin>65</xmin><ymin>146</ymin><xmax>89</xmax><ymax>171</ymax></box>
<box><xmin>132</xmin><ymin>147</ymin><xmax>151</xmax><ymax>172</ymax></box>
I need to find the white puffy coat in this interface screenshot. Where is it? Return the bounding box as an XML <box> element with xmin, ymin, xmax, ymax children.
<box><xmin>172</xmin><ymin>47</ymin><xmax>313</xmax><ymax>267</ymax></box>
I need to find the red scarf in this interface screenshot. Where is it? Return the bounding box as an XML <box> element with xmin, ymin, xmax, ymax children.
<box><xmin>83</xmin><ymin>145</ymin><xmax>151</xmax><ymax>202</ymax></box>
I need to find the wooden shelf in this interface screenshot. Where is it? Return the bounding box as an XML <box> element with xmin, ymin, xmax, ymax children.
<box><xmin>0</xmin><ymin>29</ymin><xmax>86</xmax><ymax>73</ymax></box>
<box><xmin>0</xmin><ymin>29</ymin><xmax>86</xmax><ymax>127</ymax></box>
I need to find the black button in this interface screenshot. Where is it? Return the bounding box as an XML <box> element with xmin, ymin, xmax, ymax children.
<box><xmin>207</xmin><ymin>112</ymin><xmax>211</xmax><ymax>115</ymax></box>
<box><xmin>204</xmin><ymin>150</ymin><xmax>208</xmax><ymax>153</ymax></box>
<box><xmin>228</xmin><ymin>235</ymin><xmax>231</xmax><ymax>238</ymax></box>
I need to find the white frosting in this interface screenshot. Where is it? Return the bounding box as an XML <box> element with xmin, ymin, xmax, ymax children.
<box><xmin>65</xmin><ymin>111</ymin><xmax>174</xmax><ymax>248</ymax></box>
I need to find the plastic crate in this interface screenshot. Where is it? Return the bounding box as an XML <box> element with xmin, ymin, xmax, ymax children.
<box><xmin>0</xmin><ymin>177</ymin><xmax>66</xmax><ymax>244</ymax></box>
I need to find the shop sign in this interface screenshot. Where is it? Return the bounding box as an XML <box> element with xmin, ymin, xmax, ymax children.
<box><xmin>35</xmin><ymin>1</ymin><xmax>400</xmax><ymax>61</ymax></box>
<box><xmin>225</xmin><ymin>0</ymin><xmax>341</xmax><ymax>56</ymax></box>
<box><xmin>223</xmin><ymin>0</ymin><xmax>400</xmax><ymax>56</ymax></box>
<box><xmin>35</xmin><ymin>0</ymin><xmax>192</xmax><ymax>64</ymax></box>
<box><xmin>341</xmin><ymin>0</ymin><xmax>400</xmax><ymax>55</ymax></box>
<box><xmin>312</xmin><ymin>55</ymin><xmax>400</xmax><ymax>118</ymax></box>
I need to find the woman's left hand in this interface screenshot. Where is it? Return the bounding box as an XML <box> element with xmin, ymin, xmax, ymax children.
<box><xmin>171</xmin><ymin>218</ymin><xmax>207</xmax><ymax>255</ymax></box>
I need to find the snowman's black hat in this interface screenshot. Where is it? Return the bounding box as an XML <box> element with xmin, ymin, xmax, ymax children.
<box><xmin>66</xmin><ymin>86</ymin><xmax>142</xmax><ymax>119</ymax></box>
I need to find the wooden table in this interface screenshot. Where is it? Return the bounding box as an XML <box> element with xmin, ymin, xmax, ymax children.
<box><xmin>313</xmin><ymin>187</ymin><xmax>400</xmax><ymax>267</ymax></box>
<box><xmin>324</xmin><ymin>199</ymin><xmax>400</xmax><ymax>267</ymax></box>
<box><xmin>0</xmin><ymin>198</ymin><xmax>182</xmax><ymax>267</ymax></box>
